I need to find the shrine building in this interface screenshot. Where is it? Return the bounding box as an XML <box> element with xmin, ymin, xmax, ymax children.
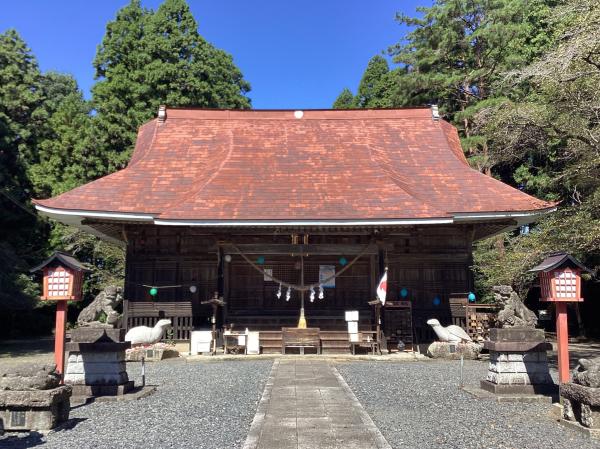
<box><xmin>34</xmin><ymin>107</ymin><xmax>555</xmax><ymax>351</ymax></box>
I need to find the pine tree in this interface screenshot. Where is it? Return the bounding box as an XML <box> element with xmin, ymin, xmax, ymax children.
<box><xmin>91</xmin><ymin>0</ymin><xmax>153</xmax><ymax>171</ymax></box>
<box><xmin>355</xmin><ymin>55</ymin><xmax>392</xmax><ymax>108</ymax></box>
<box><xmin>332</xmin><ymin>88</ymin><xmax>355</xmax><ymax>109</ymax></box>
<box><xmin>0</xmin><ymin>30</ymin><xmax>47</xmax><ymax>314</ymax></box>
<box><xmin>389</xmin><ymin>0</ymin><xmax>553</xmax><ymax>173</ymax></box>
<box><xmin>91</xmin><ymin>0</ymin><xmax>251</xmax><ymax>173</ymax></box>
<box><xmin>29</xmin><ymin>74</ymin><xmax>94</xmax><ymax>197</ymax></box>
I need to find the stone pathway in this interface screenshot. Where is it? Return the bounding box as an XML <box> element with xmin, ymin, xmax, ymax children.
<box><xmin>242</xmin><ymin>359</ymin><xmax>391</xmax><ymax>449</ymax></box>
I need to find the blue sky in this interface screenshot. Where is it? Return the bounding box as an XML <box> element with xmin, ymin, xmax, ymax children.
<box><xmin>1</xmin><ymin>1</ymin><xmax>427</xmax><ymax>109</ymax></box>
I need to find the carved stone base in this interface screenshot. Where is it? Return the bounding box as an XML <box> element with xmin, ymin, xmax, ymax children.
<box><xmin>0</xmin><ymin>386</ymin><xmax>71</xmax><ymax>431</ymax></box>
<box><xmin>482</xmin><ymin>328</ymin><xmax>556</xmax><ymax>397</ymax></box>
<box><xmin>426</xmin><ymin>341</ymin><xmax>481</xmax><ymax>360</ymax></box>
<box><xmin>65</xmin><ymin>334</ymin><xmax>133</xmax><ymax>398</ymax></box>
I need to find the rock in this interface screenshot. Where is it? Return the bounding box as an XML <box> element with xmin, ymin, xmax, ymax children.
<box><xmin>426</xmin><ymin>341</ymin><xmax>481</xmax><ymax>359</ymax></box>
<box><xmin>573</xmin><ymin>358</ymin><xmax>600</xmax><ymax>388</ymax></box>
<box><xmin>0</xmin><ymin>364</ymin><xmax>60</xmax><ymax>391</ymax></box>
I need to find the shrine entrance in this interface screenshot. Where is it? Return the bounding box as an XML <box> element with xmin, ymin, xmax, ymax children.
<box><xmin>222</xmin><ymin>242</ymin><xmax>376</xmax><ymax>332</ymax></box>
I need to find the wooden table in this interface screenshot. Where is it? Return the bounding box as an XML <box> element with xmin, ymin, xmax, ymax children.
<box><xmin>223</xmin><ymin>333</ymin><xmax>247</xmax><ymax>354</ymax></box>
<box><xmin>350</xmin><ymin>331</ymin><xmax>381</xmax><ymax>355</ymax></box>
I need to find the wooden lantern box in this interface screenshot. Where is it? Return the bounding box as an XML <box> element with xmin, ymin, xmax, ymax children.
<box><xmin>538</xmin><ymin>267</ymin><xmax>582</xmax><ymax>302</ymax></box>
<box><xmin>531</xmin><ymin>252</ymin><xmax>588</xmax><ymax>303</ymax></box>
<box><xmin>530</xmin><ymin>252</ymin><xmax>591</xmax><ymax>383</ymax></box>
<box><xmin>41</xmin><ymin>265</ymin><xmax>85</xmax><ymax>301</ymax></box>
<box><xmin>32</xmin><ymin>252</ymin><xmax>89</xmax><ymax>302</ymax></box>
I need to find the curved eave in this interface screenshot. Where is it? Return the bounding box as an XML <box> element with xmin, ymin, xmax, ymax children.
<box><xmin>34</xmin><ymin>204</ymin><xmax>154</xmax><ymax>246</ymax></box>
<box><xmin>34</xmin><ymin>204</ymin><xmax>557</xmax><ymax>243</ymax></box>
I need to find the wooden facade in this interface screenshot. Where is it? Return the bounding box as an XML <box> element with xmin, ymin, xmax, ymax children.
<box><xmin>122</xmin><ymin>223</ymin><xmax>476</xmax><ymax>342</ymax></box>
<box><xmin>34</xmin><ymin>108</ymin><xmax>554</xmax><ymax>348</ymax></box>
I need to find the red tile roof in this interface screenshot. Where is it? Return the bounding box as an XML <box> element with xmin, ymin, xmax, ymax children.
<box><xmin>34</xmin><ymin>107</ymin><xmax>554</xmax><ymax>223</ymax></box>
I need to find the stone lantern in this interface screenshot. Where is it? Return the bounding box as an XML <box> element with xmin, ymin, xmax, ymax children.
<box><xmin>530</xmin><ymin>252</ymin><xmax>591</xmax><ymax>383</ymax></box>
<box><xmin>31</xmin><ymin>252</ymin><xmax>90</xmax><ymax>376</ymax></box>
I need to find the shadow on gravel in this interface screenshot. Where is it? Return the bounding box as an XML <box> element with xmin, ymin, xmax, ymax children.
<box><xmin>0</xmin><ymin>431</ymin><xmax>46</xmax><ymax>448</ymax></box>
<box><xmin>52</xmin><ymin>417</ymin><xmax>88</xmax><ymax>432</ymax></box>
<box><xmin>0</xmin><ymin>338</ymin><xmax>54</xmax><ymax>358</ymax></box>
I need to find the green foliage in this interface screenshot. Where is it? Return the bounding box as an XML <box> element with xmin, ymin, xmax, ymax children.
<box><xmin>332</xmin><ymin>88</ymin><xmax>355</xmax><ymax>109</ymax></box>
<box><xmin>339</xmin><ymin>0</ymin><xmax>598</xmax><ymax>300</ymax></box>
<box><xmin>92</xmin><ymin>0</ymin><xmax>251</xmax><ymax>173</ymax></box>
<box><xmin>355</xmin><ymin>55</ymin><xmax>392</xmax><ymax>108</ymax></box>
<box><xmin>473</xmin><ymin>0</ymin><xmax>600</xmax><ymax>293</ymax></box>
<box><xmin>0</xmin><ymin>29</ymin><xmax>47</xmax><ymax>314</ymax></box>
<box><xmin>0</xmin><ymin>0</ymin><xmax>253</xmax><ymax>336</ymax></box>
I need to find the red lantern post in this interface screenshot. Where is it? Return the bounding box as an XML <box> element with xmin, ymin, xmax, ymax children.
<box><xmin>31</xmin><ymin>252</ymin><xmax>90</xmax><ymax>378</ymax></box>
<box><xmin>530</xmin><ymin>253</ymin><xmax>591</xmax><ymax>384</ymax></box>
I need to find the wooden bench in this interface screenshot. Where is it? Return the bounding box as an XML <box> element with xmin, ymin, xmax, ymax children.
<box><xmin>281</xmin><ymin>327</ymin><xmax>321</xmax><ymax>355</ymax></box>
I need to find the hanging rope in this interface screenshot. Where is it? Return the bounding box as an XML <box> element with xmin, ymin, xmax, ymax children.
<box><xmin>228</xmin><ymin>241</ymin><xmax>374</xmax><ymax>292</ymax></box>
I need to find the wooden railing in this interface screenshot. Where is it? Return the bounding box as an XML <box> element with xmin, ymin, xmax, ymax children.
<box><xmin>123</xmin><ymin>300</ymin><xmax>193</xmax><ymax>341</ymax></box>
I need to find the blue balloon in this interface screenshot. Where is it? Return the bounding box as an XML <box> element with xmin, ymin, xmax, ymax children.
<box><xmin>257</xmin><ymin>256</ymin><xmax>265</xmax><ymax>265</ymax></box>
<box><xmin>339</xmin><ymin>257</ymin><xmax>348</xmax><ymax>266</ymax></box>
<box><xmin>468</xmin><ymin>292</ymin><xmax>476</xmax><ymax>302</ymax></box>
<box><xmin>433</xmin><ymin>296</ymin><xmax>441</xmax><ymax>306</ymax></box>
<box><xmin>400</xmin><ymin>288</ymin><xmax>408</xmax><ymax>298</ymax></box>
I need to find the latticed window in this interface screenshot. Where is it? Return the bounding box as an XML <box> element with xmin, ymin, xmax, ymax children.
<box><xmin>47</xmin><ymin>268</ymin><xmax>71</xmax><ymax>298</ymax></box>
<box><xmin>554</xmin><ymin>270</ymin><xmax>577</xmax><ymax>299</ymax></box>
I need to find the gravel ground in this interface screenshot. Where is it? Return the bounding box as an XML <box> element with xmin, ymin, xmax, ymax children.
<box><xmin>336</xmin><ymin>359</ymin><xmax>599</xmax><ymax>449</ymax></box>
<box><xmin>0</xmin><ymin>359</ymin><xmax>272</xmax><ymax>449</ymax></box>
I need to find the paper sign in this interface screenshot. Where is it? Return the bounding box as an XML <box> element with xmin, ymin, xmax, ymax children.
<box><xmin>347</xmin><ymin>321</ymin><xmax>358</xmax><ymax>334</ymax></box>
<box><xmin>319</xmin><ymin>265</ymin><xmax>336</xmax><ymax>288</ymax></box>
<box><xmin>247</xmin><ymin>332</ymin><xmax>260</xmax><ymax>354</ymax></box>
<box><xmin>345</xmin><ymin>310</ymin><xmax>359</xmax><ymax>321</ymax></box>
<box><xmin>264</xmin><ymin>268</ymin><xmax>273</xmax><ymax>282</ymax></box>
<box><xmin>349</xmin><ymin>332</ymin><xmax>360</xmax><ymax>342</ymax></box>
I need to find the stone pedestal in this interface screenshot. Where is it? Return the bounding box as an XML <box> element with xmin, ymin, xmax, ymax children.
<box><xmin>0</xmin><ymin>386</ymin><xmax>71</xmax><ymax>431</ymax></box>
<box><xmin>126</xmin><ymin>344</ymin><xmax>180</xmax><ymax>362</ymax></box>
<box><xmin>65</xmin><ymin>327</ymin><xmax>133</xmax><ymax>397</ymax></box>
<box><xmin>427</xmin><ymin>341</ymin><xmax>481</xmax><ymax>360</ymax></box>
<box><xmin>481</xmin><ymin>328</ymin><xmax>556</xmax><ymax>396</ymax></box>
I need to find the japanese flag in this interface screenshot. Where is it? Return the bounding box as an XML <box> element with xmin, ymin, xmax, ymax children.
<box><xmin>376</xmin><ymin>269</ymin><xmax>388</xmax><ymax>305</ymax></box>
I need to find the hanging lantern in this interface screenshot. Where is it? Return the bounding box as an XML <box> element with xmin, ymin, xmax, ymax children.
<box><xmin>276</xmin><ymin>283</ymin><xmax>282</xmax><ymax>299</ymax></box>
<box><xmin>433</xmin><ymin>296</ymin><xmax>441</xmax><ymax>306</ymax></box>
<box><xmin>189</xmin><ymin>285</ymin><xmax>197</xmax><ymax>294</ymax></box>
<box><xmin>400</xmin><ymin>287</ymin><xmax>408</xmax><ymax>298</ymax></box>
<box><xmin>257</xmin><ymin>256</ymin><xmax>265</xmax><ymax>265</ymax></box>
<box><xmin>286</xmin><ymin>286</ymin><xmax>291</xmax><ymax>302</ymax></box>
<box><xmin>150</xmin><ymin>287</ymin><xmax>158</xmax><ymax>297</ymax></box>
<box><xmin>309</xmin><ymin>287</ymin><xmax>315</xmax><ymax>303</ymax></box>
<box><xmin>468</xmin><ymin>292</ymin><xmax>476</xmax><ymax>302</ymax></box>
<box><xmin>339</xmin><ymin>257</ymin><xmax>348</xmax><ymax>266</ymax></box>
<box><xmin>318</xmin><ymin>285</ymin><xmax>324</xmax><ymax>300</ymax></box>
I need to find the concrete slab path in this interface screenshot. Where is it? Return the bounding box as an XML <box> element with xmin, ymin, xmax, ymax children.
<box><xmin>242</xmin><ymin>359</ymin><xmax>391</xmax><ymax>449</ymax></box>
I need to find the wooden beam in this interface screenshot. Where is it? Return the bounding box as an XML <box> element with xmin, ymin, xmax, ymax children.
<box><xmin>222</xmin><ymin>243</ymin><xmax>388</xmax><ymax>255</ymax></box>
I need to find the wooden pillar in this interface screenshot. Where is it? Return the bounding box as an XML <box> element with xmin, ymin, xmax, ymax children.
<box><xmin>556</xmin><ymin>302</ymin><xmax>570</xmax><ymax>383</ymax></box>
<box><xmin>217</xmin><ymin>246</ymin><xmax>225</xmax><ymax>297</ymax></box>
<box><xmin>54</xmin><ymin>301</ymin><xmax>67</xmax><ymax>380</ymax></box>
